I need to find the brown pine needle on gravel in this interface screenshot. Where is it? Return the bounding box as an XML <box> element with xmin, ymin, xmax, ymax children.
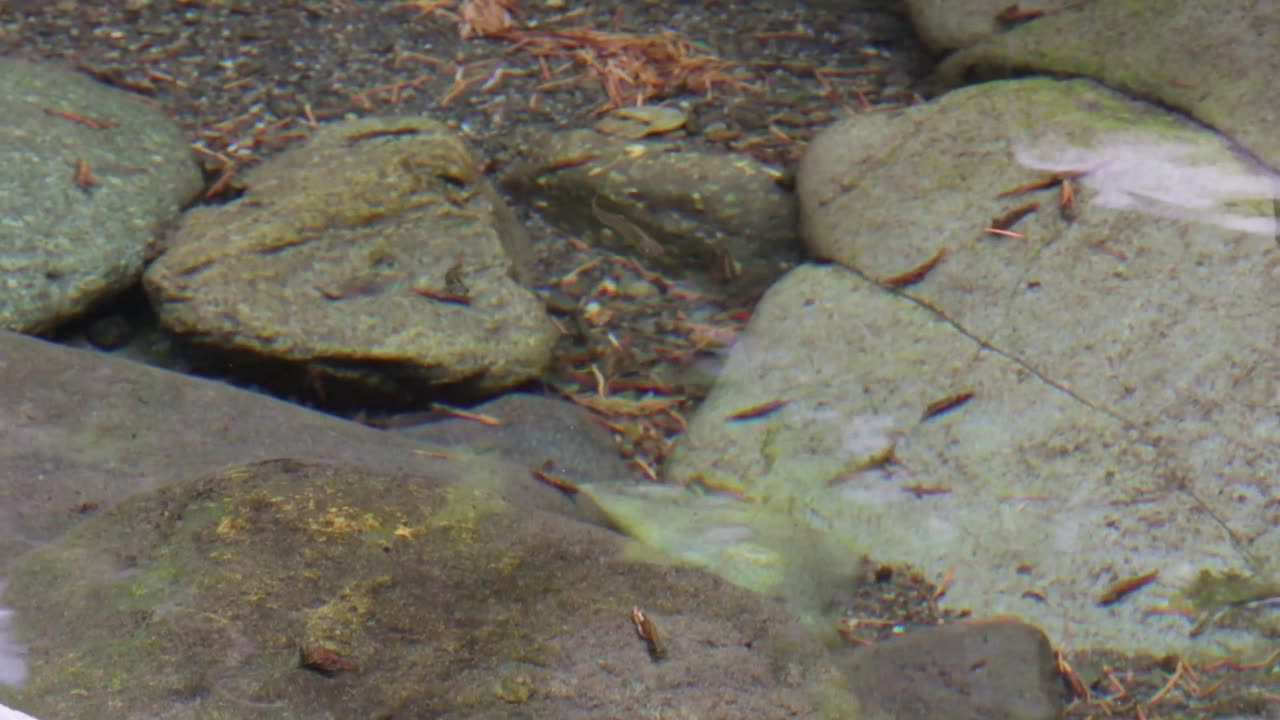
<box><xmin>502</xmin><ymin>26</ymin><xmax>758</xmax><ymax>112</ymax></box>
<box><xmin>403</xmin><ymin>0</ymin><xmax>754</xmax><ymax>112</ymax></box>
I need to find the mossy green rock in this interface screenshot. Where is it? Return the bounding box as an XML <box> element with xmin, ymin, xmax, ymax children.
<box><xmin>144</xmin><ymin>116</ymin><xmax>556</xmax><ymax>395</ymax></box>
<box><xmin>0</xmin><ymin>459</ymin><xmax>853</xmax><ymax>719</ymax></box>
<box><xmin>0</xmin><ymin>59</ymin><xmax>203</xmax><ymax>332</ymax></box>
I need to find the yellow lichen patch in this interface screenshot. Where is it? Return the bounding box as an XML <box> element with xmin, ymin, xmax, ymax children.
<box><xmin>219</xmin><ymin>465</ymin><xmax>255</xmax><ymax>483</ymax></box>
<box><xmin>304</xmin><ymin>505</ymin><xmax>384</xmax><ymax>536</ymax></box>
<box><xmin>215</xmin><ymin>515</ymin><xmax>247</xmax><ymax>538</ymax></box>
<box><xmin>392</xmin><ymin>524</ymin><xmax>418</xmax><ymax>540</ymax></box>
<box><xmin>306</xmin><ymin>577</ymin><xmax>391</xmax><ymax>626</ymax></box>
<box><xmin>425</xmin><ymin>486</ymin><xmax>507</xmax><ymax>542</ymax></box>
<box><xmin>300</xmin><ymin>576</ymin><xmax>394</xmax><ymax>668</ymax></box>
<box><xmin>491</xmin><ymin>552</ymin><xmax>521</xmax><ymax>574</ymax></box>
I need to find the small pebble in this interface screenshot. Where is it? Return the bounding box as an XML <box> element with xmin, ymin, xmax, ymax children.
<box><xmin>85</xmin><ymin>315</ymin><xmax>134</xmax><ymax>350</ymax></box>
<box><xmin>620</xmin><ymin>278</ymin><xmax>659</xmax><ymax>298</ymax></box>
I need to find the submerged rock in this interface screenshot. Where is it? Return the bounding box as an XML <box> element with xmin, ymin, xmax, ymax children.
<box><xmin>0</xmin><ymin>59</ymin><xmax>202</xmax><ymax>333</ymax></box>
<box><xmin>501</xmin><ymin>126</ymin><xmax>799</xmax><ymax>297</ymax></box>
<box><xmin>0</xmin><ymin>459</ymin><xmax>854</xmax><ymax>719</ymax></box>
<box><xmin>591</xmin><ymin>77</ymin><xmax>1278</xmax><ymax>658</ymax></box>
<box><xmin>145</xmin><ymin>116</ymin><xmax>557</xmax><ymax>396</ymax></box>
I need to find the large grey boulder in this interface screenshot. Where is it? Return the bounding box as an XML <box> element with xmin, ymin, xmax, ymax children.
<box><xmin>0</xmin><ymin>332</ymin><xmax>855</xmax><ymax>718</ymax></box>
<box><xmin>586</xmin><ymin>77</ymin><xmax>1278</xmax><ymax>658</ymax></box>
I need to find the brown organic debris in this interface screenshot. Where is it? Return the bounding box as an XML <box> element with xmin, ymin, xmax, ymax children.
<box><xmin>503</xmin><ymin>25</ymin><xmax>757</xmax><ymax>112</ymax></box>
<box><xmin>531</xmin><ymin>467</ymin><xmax>580</xmax><ymax>494</ymax></box>
<box><xmin>630</xmin><ymin>605</ymin><xmax>667</xmax><ymax>659</ymax></box>
<box><xmin>995</xmin><ymin>4</ymin><xmax>1045</xmax><ymax>24</ymax></box>
<box><xmin>43</xmin><ymin>107</ymin><xmax>117</xmax><ymax>130</ymax></box>
<box><xmin>1097</xmin><ymin>569</ymin><xmax>1159</xmax><ymax>607</ymax></box>
<box><xmin>431</xmin><ymin>402</ymin><xmax>501</xmax><ymax>426</ymax></box>
<box><xmin>73</xmin><ymin>158</ymin><xmax>99</xmax><ymax>190</ymax></box>
<box><xmin>920</xmin><ymin>391</ymin><xmax>975</xmax><ymax>421</ymax></box>
<box><xmin>725</xmin><ymin>399</ymin><xmax>789</xmax><ymax>422</ymax></box>
<box><xmin>879</xmin><ymin>247</ymin><xmax>947</xmax><ymax>288</ymax></box>
<box><xmin>989</xmin><ymin>201</ymin><xmax>1038</xmax><ymax>232</ymax></box>
<box><xmin>299</xmin><ymin>641</ymin><xmax>357</xmax><ymax>676</ymax></box>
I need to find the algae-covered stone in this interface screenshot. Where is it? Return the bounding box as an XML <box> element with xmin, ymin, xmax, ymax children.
<box><xmin>578</xmin><ymin>482</ymin><xmax>868</xmax><ymax>627</ymax></box>
<box><xmin>0</xmin><ymin>459</ymin><xmax>857</xmax><ymax>719</ymax></box>
<box><xmin>0</xmin><ymin>59</ymin><xmax>202</xmax><ymax>332</ymax></box>
<box><xmin>501</xmin><ymin>127</ymin><xmax>798</xmax><ymax>297</ymax></box>
<box><xmin>798</xmin><ymin>77</ymin><xmax>1274</xmax><ymax>279</ymax></box>
<box><xmin>653</xmin><ymin>75</ymin><xmax>1278</xmax><ymax>657</ymax></box>
<box><xmin>145</xmin><ymin>116</ymin><xmax>556</xmax><ymax>394</ymax></box>
<box><xmin>652</xmin><ymin>259</ymin><xmax>1276</xmax><ymax>657</ymax></box>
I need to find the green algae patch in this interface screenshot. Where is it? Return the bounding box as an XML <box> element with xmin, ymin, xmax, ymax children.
<box><xmin>579</xmin><ymin>482</ymin><xmax>867</xmax><ymax>631</ymax></box>
<box><xmin>0</xmin><ymin>459</ymin><xmax>847</xmax><ymax>718</ymax></box>
<box><xmin>1181</xmin><ymin>569</ymin><xmax>1280</xmax><ymax>639</ymax></box>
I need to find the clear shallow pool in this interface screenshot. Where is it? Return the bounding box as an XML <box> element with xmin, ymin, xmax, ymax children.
<box><xmin>1</xmin><ymin>1</ymin><xmax>1278</xmax><ymax>719</ymax></box>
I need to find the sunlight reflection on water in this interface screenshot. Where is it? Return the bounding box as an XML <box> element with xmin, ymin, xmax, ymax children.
<box><xmin>1015</xmin><ymin>132</ymin><xmax>1280</xmax><ymax>237</ymax></box>
<box><xmin>0</xmin><ymin>583</ymin><xmax>26</xmax><ymax>689</ymax></box>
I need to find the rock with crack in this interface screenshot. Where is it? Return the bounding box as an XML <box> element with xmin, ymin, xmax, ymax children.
<box><xmin>144</xmin><ymin>116</ymin><xmax>556</xmax><ymax>396</ymax></box>
<box><xmin>588</xmin><ymin>76</ymin><xmax>1278</xmax><ymax>658</ymax></box>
